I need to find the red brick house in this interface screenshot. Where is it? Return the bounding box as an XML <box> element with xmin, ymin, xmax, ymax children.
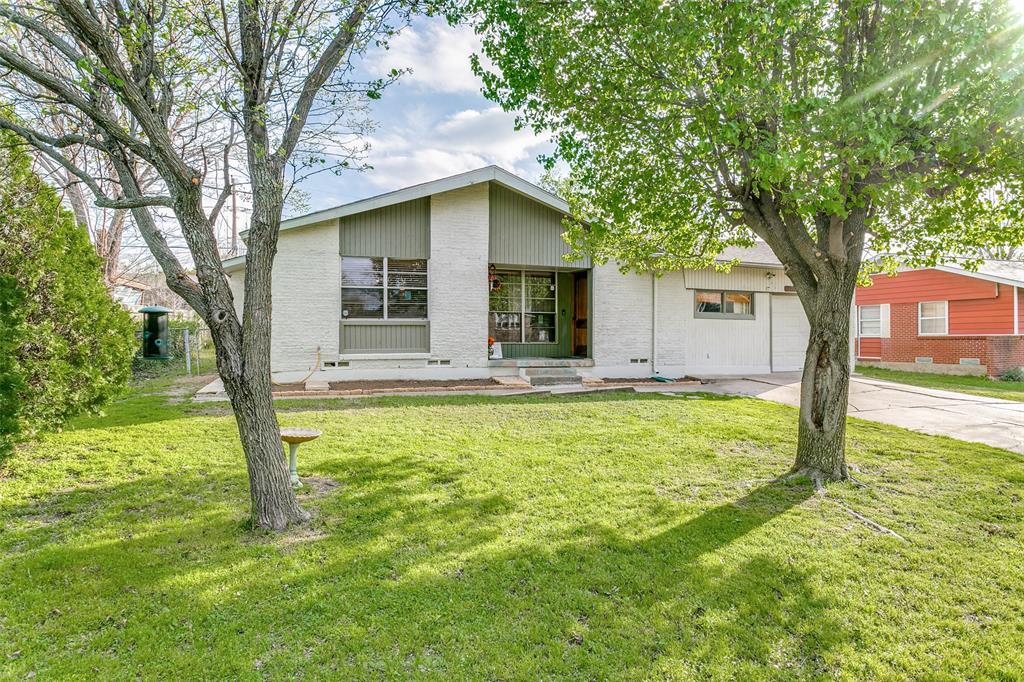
<box><xmin>855</xmin><ymin>263</ymin><xmax>1024</xmax><ymax>377</ymax></box>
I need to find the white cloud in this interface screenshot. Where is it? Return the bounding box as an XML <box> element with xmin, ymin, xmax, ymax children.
<box><xmin>362</xmin><ymin>106</ymin><xmax>552</xmax><ymax>190</ymax></box>
<box><xmin>296</xmin><ymin>17</ymin><xmax>554</xmax><ymax>208</ymax></box>
<box><xmin>374</xmin><ymin>20</ymin><xmax>487</xmax><ymax>94</ymax></box>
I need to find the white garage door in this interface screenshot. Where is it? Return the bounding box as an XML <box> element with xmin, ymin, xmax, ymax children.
<box><xmin>771</xmin><ymin>295</ymin><xmax>810</xmax><ymax>372</ymax></box>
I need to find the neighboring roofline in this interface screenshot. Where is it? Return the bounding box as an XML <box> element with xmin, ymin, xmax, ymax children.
<box><xmin>113</xmin><ymin>280</ymin><xmax>150</xmax><ymax>291</ymax></box>
<box><xmin>931</xmin><ymin>264</ymin><xmax>1024</xmax><ymax>289</ymax></box>
<box><xmin>874</xmin><ymin>264</ymin><xmax>1024</xmax><ymax>289</ymax></box>
<box><xmin>242</xmin><ymin>165</ymin><xmax>569</xmax><ymax>240</ymax></box>
<box><xmin>222</xmin><ymin>254</ymin><xmax>246</xmax><ymax>273</ymax></box>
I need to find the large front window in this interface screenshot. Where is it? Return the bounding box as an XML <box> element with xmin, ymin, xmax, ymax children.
<box><xmin>341</xmin><ymin>257</ymin><xmax>427</xmax><ymax>320</ymax></box>
<box><xmin>489</xmin><ymin>270</ymin><xmax>557</xmax><ymax>343</ymax></box>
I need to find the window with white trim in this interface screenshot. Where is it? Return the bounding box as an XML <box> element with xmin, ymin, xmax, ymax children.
<box><xmin>918</xmin><ymin>300</ymin><xmax>948</xmax><ymax>335</ymax></box>
<box><xmin>341</xmin><ymin>257</ymin><xmax>427</xmax><ymax>320</ymax></box>
<box><xmin>858</xmin><ymin>305</ymin><xmax>881</xmax><ymax>337</ymax></box>
<box><xmin>488</xmin><ymin>270</ymin><xmax>557</xmax><ymax>343</ymax></box>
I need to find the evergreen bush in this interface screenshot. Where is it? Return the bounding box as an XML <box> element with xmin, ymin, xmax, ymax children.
<box><xmin>0</xmin><ymin>130</ymin><xmax>136</xmax><ymax>455</ymax></box>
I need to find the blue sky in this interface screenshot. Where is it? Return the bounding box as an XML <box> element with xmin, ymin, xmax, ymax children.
<box><xmin>289</xmin><ymin>15</ymin><xmax>555</xmax><ymax>218</ymax></box>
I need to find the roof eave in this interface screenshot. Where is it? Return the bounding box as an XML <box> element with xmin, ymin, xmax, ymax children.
<box><xmin>713</xmin><ymin>259</ymin><xmax>785</xmax><ymax>270</ymax></box>
<box><xmin>221</xmin><ymin>254</ymin><xmax>246</xmax><ymax>273</ymax></box>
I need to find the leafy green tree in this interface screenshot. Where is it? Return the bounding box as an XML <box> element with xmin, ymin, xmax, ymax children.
<box><xmin>0</xmin><ymin>131</ymin><xmax>136</xmax><ymax>455</ymax></box>
<box><xmin>470</xmin><ymin>0</ymin><xmax>1024</xmax><ymax>484</ymax></box>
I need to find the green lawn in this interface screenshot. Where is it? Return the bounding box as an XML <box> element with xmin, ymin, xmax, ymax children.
<box><xmin>857</xmin><ymin>365</ymin><xmax>1024</xmax><ymax>402</ymax></box>
<box><xmin>2</xmin><ymin>379</ymin><xmax>1023</xmax><ymax>679</ymax></box>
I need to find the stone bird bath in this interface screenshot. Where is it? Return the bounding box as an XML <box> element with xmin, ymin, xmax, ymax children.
<box><xmin>279</xmin><ymin>428</ymin><xmax>321</xmax><ymax>488</ymax></box>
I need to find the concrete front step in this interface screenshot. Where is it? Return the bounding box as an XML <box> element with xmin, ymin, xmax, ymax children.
<box><xmin>523</xmin><ymin>367</ymin><xmax>579</xmax><ymax>377</ymax></box>
<box><xmin>528</xmin><ymin>374</ymin><xmax>584</xmax><ymax>386</ymax></box>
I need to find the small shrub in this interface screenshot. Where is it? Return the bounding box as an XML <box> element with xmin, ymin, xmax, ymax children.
<box><xmin>1000</xmin><ymin>367</ymin><xmax>1024</xmax><ymax>383</ymax></box>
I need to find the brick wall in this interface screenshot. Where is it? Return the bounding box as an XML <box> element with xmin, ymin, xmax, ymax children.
<box><xmin>590</xmin><ymin>263</ymin><xmax>653</xmax><ymax>376</ymax></box>
<box><xmin>987</xmin><ymin>336</ymin><xmax>1024</xmax><ymax>375</ymax></box>
<box><xmin>872</xmin><ymin>301</ymin><xmax>1024</xmax><ymax>375</ymax></box>
<box><xmin>227</xmin><ymin>267</ymin><xmax>245</xmax><ymax>318</ymax></box>
<box><xmin>269</xmin><ymin>220</ymin><xmax>341</xmax><ymax>372</ymax></box>
<box><xmin>428</xmin><ymin>184</ymin><xmax>490</xmax><ymax>368</ymax></box>
<box><xmin>654</xmin><ymin>271</ymin><xmax>687</xmax><ymax>374</ymax></box>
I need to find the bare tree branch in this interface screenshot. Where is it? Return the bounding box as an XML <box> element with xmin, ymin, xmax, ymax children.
<box><xmin>276</xmin><ymin>2</ymin><xmax>367</xmax><ymax>162</ymax></box>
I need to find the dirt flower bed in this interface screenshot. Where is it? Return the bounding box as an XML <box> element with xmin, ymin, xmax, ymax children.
<box><xmin>326</xmin><ymin>378</ymin><xmax>501</xmax><ymax>391</ymax></box>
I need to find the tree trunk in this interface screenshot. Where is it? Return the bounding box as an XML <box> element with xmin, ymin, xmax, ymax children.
<box><xmin>792</xmin><ymin>275</ymin><xmax>857</xmax><ymax>485</ymax></box>
<box><xmin>163</xmin><ymin>177</ymin><xmax>309</xmax><ymax>532</ymax></box>
<box><xmin>225</xmin><ymin>371</ymin><xmax>310</xmax><ymax>530</ymax></box>
<box><xmin>212</xmin><ymin>314</ymin><xmax>309</xmax><ymax>530</ymax></box>
<box><xmin>202</xmin><ymin>253</ymin><xmax>309</xmax><ymax>531</ymax></box>
<box><xmin>225</xmin><ymin>161</ymin><xmax>309</xmax><ymax>530</ymax></box>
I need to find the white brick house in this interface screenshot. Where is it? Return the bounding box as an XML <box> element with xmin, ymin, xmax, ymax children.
<box><xmin>223</xmin><ymin>166</ymin><xmax>810</xmax><ymax>384</ymax></box>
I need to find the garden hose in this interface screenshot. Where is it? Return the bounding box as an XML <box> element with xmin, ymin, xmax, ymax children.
<box><xmin>271</xmin><ymin>346</ymin><xmax>321</xmax><ymax>387</ymax></box>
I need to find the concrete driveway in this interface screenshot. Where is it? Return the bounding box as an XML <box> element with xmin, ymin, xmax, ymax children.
<box><xmin>701</xmin><ymin>372</ymin><xmax>1024</xmax><ymax>454</ymax></box>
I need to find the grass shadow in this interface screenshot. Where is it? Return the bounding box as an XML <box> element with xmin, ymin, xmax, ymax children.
<box><xmin>267</xmin><ymin>479</ymin><xmax>834</xmax><ymax>678</ymax></box>
<box><xmin>264</xmin><ymin>389</ymin><xmax>746</xmax><ymax>415</ymax></box>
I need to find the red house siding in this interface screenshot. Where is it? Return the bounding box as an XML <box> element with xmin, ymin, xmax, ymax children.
<box><xmin>858</xmin><ymin>337</ymin><xmax>881</xmax><ymax>358</ymax></box>
<box><xmin>948</xmin><ymin>285</ymin><xmax>1014</xmax><ymax>334</ymax></box>
<box><xmin>856</xmin><ymin>269</ymin><xmax>998</xmax><ymax>306</ymax></box>
<box><xmin>856</xmin><ymin>268</ymin><xmax>1024</xmax><ymax>375</ymax></box>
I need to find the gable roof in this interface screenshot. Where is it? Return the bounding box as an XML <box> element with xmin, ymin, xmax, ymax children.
<box><xmin>224</xmin><ymin>166</ymin><xmax>567</xmax><ymax>273</ymax></box>
<box><xmin>224</xmin><ymin>165</ymin><xmax>785</xmax><ymax>272</ymax></box>
<box><xmin>276</xmin><ymin>165</ymin><xmax>568</xmax><ymax>235</ymax></box>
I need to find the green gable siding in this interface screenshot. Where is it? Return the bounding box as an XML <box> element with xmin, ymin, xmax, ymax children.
<box><xmin>339</xmin><ymin>198</ymin><xmax>430</xmax><ymax>258</ymax></box>
<box><xmin>488</xmin><ymin>184</ymin><xmax>590</xmax><ymax>269</ymax></box>
<box><xmin>340</xmin><ymin>322</ymin><xmax>430</xmax><ymax>354</ymax></box>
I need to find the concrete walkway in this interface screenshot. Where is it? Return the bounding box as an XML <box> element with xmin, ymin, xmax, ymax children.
<box><xmin>702</xmin><ymin>372</ymin><xmax>1024</xmax><ymax>454</ymax></box>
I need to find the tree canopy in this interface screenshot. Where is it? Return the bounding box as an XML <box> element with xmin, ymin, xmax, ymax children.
<box><xmin>472</xmin><ymin>0</ymin><xmax>1024</xmax><ymax>269</ymax></box>
<box><xmin>469</xmin><ymin>0</ymin><xmax>1024</xmax><ymax>481</ymax></box>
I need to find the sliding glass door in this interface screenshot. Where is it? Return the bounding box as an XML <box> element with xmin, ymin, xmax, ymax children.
<box><xmin>488</xmin><ymin>270</ymin><xmax>558</xmax><ymax>344</ymax></box>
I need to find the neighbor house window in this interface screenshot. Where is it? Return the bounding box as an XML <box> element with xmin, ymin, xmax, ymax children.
<box><xmin>488</xmin><ymin>270</ymin><xmax>557</xmax><ymax>343</ymax></box>
<box><xmin>694</xmin><ymin>290</ymin><xmax>754</xmax><ymax>319</ymax></box>
<box><xmin>341</xmin><ymin>257</ymin><xmax>427</xmax><ymax>320</ymax></box>
<box><xmin>858</xmin><ymin>305</ymin><xmax>881</xmax><ymax>337</ymax></box>
<box><xmin>918</xmin><ymin>300</ymin><xmax>948</xmax><ymax>335</ymax></box>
